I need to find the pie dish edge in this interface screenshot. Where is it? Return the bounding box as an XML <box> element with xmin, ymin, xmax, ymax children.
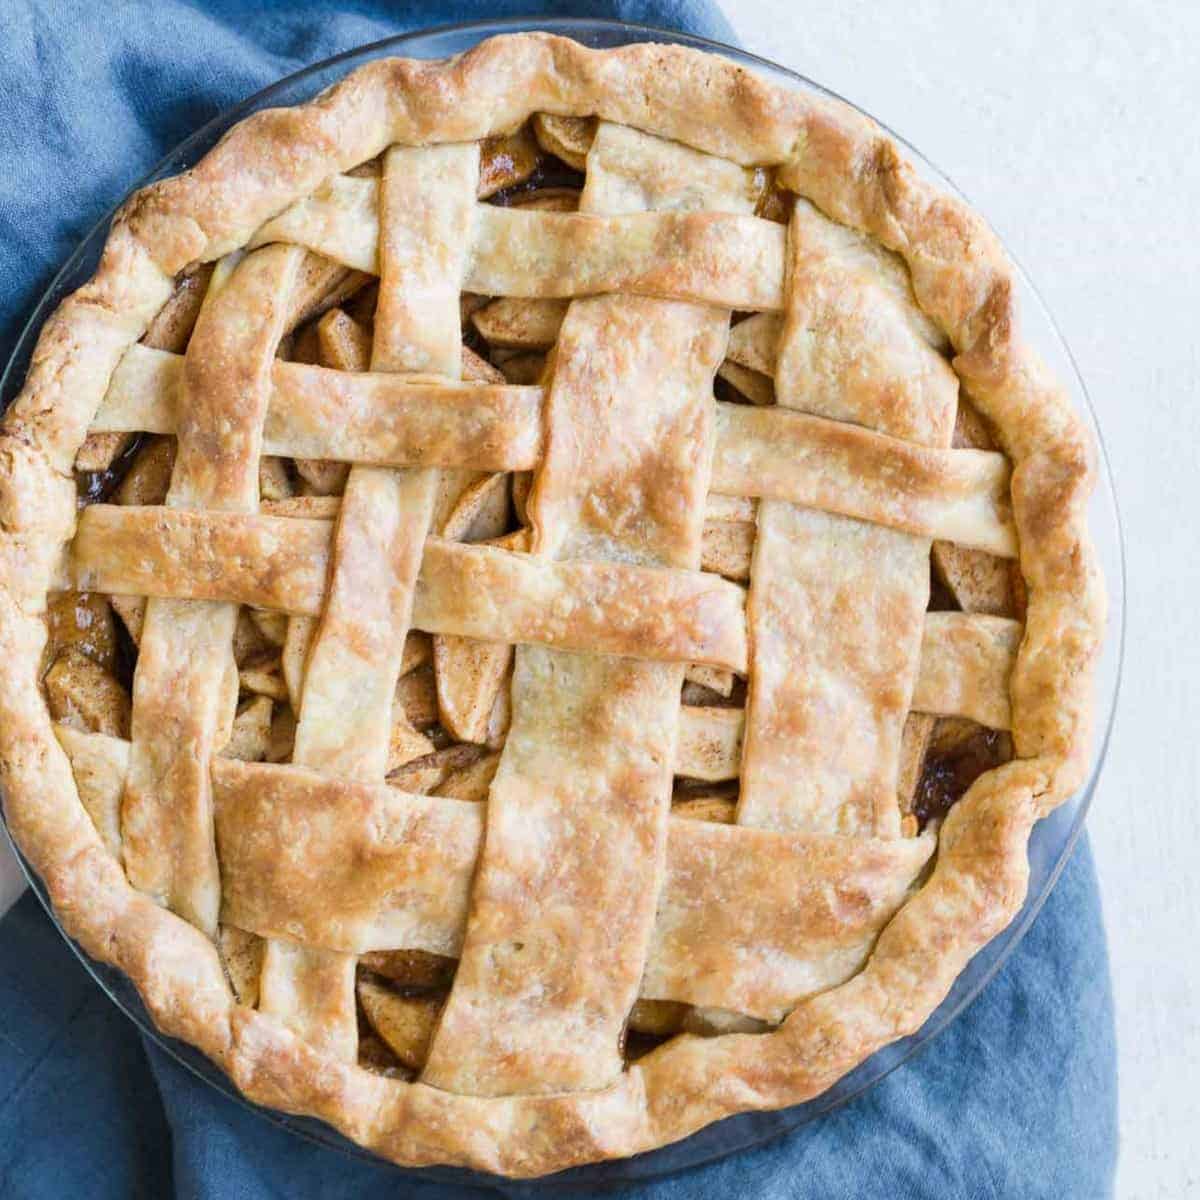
<box><xmin>0</xmin><ymin>32</ymin><xmax>1106</xmax><ymax>1177</ymax></box>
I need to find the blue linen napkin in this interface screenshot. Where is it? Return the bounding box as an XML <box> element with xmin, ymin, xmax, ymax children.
<box><xmin>0</xmin><ymin>3</ymin><xmax>1116</xmax><ymax>1196</ymax></box>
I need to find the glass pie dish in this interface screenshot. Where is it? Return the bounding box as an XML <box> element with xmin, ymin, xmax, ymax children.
<box><xmin>0</xmin><ymin>15</ymin><xmax>1124</xmax><ymax>1188</ymax></box>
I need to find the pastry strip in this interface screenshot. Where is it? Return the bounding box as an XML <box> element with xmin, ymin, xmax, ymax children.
<box><xmin>90</xmin><ymin>345</ymin><xmax>1013</xmax><ymax>552</ymax></box>
<box><xmin>259</xmin><ymin>144</ymin><xmax>475</xmax><ymax>1060</ymax></box>
<box><xmin>674</xmin><ymin>613</ymin><xmax>1019</xmax><ymax>780</ymax></box>
<box><xmin>68</xmin><ymin>507</ymin><xmax>1018</xmax><ymax>713</ymax></box>
<box><xmin>467</xmin><ymin>209</ymin><xmax>782</xmax><ymax>308</ymax></box>
<box><xmin>371</xmin><ymin>145</ymin><xmax>480</xmax><ymax>376</ymax></box>
<box><xmin>290</xmin><ymin>470</ymin><xmax>435</xmax><ymax>777</ymax></box>
<box><xmin>252</xmin><ymin>176</ymin><xmax>784</xmax><ymax>309</ymax></box>
<box><xmin>120</xmin><ymin>245</ymin><xmax>302</xmax><ymax>934</ymax></box>
<box><xmin>205</xmin><ymin>760</ymin><xmax>933</xmax><ymax>1026</ymax></box>
<box><xmin>739</xmin><ymin>507</ymin><xmax>930</xmax><ymax>835</ymax></box>
<box><xmin>95</xmin><ymin>346</ymin><xmax>543</xmax><ymax>471</ymax></box>
<box><xmin>640</xmin><ymin>818</ymin><xmax>933</xmax><ymax>1022</ymax></box>
<box><xmin>712</xmin><ymin>404</ymin><xmax>1014</xmax><ymax>556</ymax></box>
<box><xmin>365</xmin><ymin>143</ymin><xmax>514</xmax><ymax>749</ymax></box>
<box><xmin>738</xmin><ymin>201</ymin><xmax>959</xmax><ymax>836</ymax></box>
<box><xmin>42</xmin><ymin>731</ymin><xmax>936</xmax><ymax>1029</ymax></box>
<box><xmin>422</xmin><ymin>125</ymin><xmax>738</xmax><ymax>1097</ymax></box>
<box><xmin>66</xmin><ymin>511</ymin><xmax>748</xmax><ymax>670</ymax></box>
<box><xmin>912</xmin><ymin>612</ymin><xmax>1021</xmax><ymax>730</ymax></box>
<box><xmin>422</xmin><ymin>290</ymin><xmax>727</xmax><ymax>1095</ymax></box>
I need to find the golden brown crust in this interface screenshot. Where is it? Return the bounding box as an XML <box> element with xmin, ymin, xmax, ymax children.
<box><xmin>95</xmin><ymin>345</ymin><xmax>544</xmax><ymax>471</ymax></box>
<box><xmin>775</xmin><ymin>198</ymin><xmax>956</xmax><ymax>443</ymax></box>
<box><xmin>64</xmin><ymin>507</ymin><xmax>749</xmax><ymax>668</ymax></box>
<box><xmin>290</xmin><ymin>469</ymin><xmax>434</xmax><ymax>779</ymax></box>
<box><xmin>121</xmin><ymin>245</ymin><xmax>304</xmax><ymax>935</ymax></box>
<box><xmin>424</xmin><ymin>143</ymin><xmax>732</xmax><ymax>1094</ymax></box>
<box><xmin>738</xmin><ymin>505</ymin><xmax>929</xmax><ymax>836</ymax></box>
<box><xmin>913</xmin><ymin>613</ymin><xmax>1020</xmax><ymax>730</ymax></box>
<box><xmin>0</xmin><ymin>32</ymin><xmax>1103</xmax><ymax>1177</ymax></box>
<box><xmin>95</xmin><ymin>345</ymin><xmax>1014</xmax><ymax>542</ymax></box>
<box><xmin>672</xmin><ymin>611</ymin><xmax>1015</xmax><ymax>784</ymax></box>
<box><xmin>54</xmin><ymin>736</ymin><xmax>929</xmax><ymax>1036</ymax></box>
<box><xmin>643</xmin><ymin>821</ymin><xmax>935</xmax><ymax>1023</ymax></box>
<box><xmin>259</xmin><ymin>141</ymin><xmax>481</xmax><ymax>1062</ymax></box>
<box><xmin>712</xmin><ymin>403</ymin><xmax>1015</xmax><ymax>555</ymax></box>
<box><xmin>67</xmin><ymin>505</ymin><xmax>334</xmax><ymax>614</ymax></box>
<box><xmin>254</xmin><ymin>176</ymin><xmax>786</xmax><ymax>308</ymax></box>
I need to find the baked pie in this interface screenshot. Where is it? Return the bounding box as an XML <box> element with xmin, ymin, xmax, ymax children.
<box><xmin>0</xmin><ymin>32</ymin><xmax>1105</xmax><ymax>1177</ymax></box>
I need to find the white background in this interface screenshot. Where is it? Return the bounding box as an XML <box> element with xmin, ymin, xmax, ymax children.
<box><xmin>2</xmin><ymin>2</ymin><xmax>1198</xmax><ymax>1196</ymax></box>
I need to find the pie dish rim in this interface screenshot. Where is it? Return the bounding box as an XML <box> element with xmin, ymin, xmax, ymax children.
<box><xmin>0</xmin><ymin>24</ymin><xmax>1110</xmax><ymax>1179</ymax></box>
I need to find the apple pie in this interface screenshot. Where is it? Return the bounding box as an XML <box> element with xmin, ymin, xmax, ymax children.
<box><xmin>0</xmin><ymin>32</ymin><xmax>1105</xmax><ymax>1177</ymax></box>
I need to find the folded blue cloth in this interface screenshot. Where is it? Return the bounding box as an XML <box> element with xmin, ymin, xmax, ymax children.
<box><xmin>0</xmin><ymin>3</ymin><xmax>1116</xmax><ymax>1196</ymax></box>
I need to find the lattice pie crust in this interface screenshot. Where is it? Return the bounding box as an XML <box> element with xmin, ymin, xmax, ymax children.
<box><xmin>0</xmin><ymin>34</ymin><xmax>1104</xmax><ymax>1177</ymax></box>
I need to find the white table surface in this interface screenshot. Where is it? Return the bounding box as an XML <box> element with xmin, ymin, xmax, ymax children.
<box><xmin>3</xmin><ymin>3</ymin><xmax>1197</xmax><ymax>1196</ymax></box>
